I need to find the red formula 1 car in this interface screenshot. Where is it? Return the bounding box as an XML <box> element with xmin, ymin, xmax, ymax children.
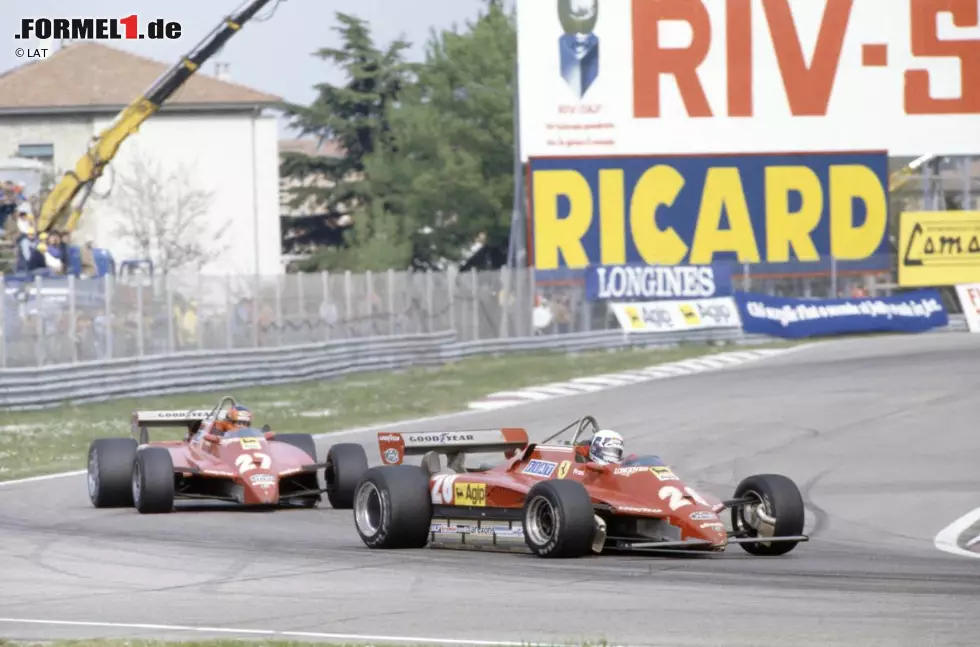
<box><xmin>348</xmin><ymin>416</ymin><xmax>809</xmax><ymax>558</ymax></box>
<box><xmin>85</xmin><ymin>395</ymin><xmax>369</xmax><ymax>514</ymax></box>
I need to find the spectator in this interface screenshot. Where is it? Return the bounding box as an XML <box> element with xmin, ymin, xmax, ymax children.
<box><xmin>39</xmin><ymin>231</ymin><xmax>66</xmax><ymax>274</ymax></box>
<box><xmin>80</xmin><ymin>240</ymin><xmax>98</xmax><ymax>277</ymax></box>
<box><xmin>0</xmin><ymin>181</ymin><xmax>16</xmax><ymax>231</ymax></box>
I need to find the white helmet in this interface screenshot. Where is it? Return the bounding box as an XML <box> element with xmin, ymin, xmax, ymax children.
<box><xmin>589</xmin><ymin>429</ymin><xmax>625</xmax><ymax>465</ymax></box>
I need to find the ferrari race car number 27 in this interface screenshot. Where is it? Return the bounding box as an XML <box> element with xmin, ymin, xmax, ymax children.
<box><xmin>236</xmin><ymin>452</ymin><xmax>271</xmax><ymax>474</ymax></box>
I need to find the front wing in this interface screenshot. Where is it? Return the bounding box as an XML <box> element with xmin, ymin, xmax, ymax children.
<box><xmin>173</xmin><ymin>460</ymin><xmax>328</xmax><ymax>504</ymax></box>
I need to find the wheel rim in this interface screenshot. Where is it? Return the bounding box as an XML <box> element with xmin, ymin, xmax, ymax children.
<box><xmin>737</xmin><ymin>489</ymin><xmax>774</xmax><ymax>534</ymax></box>
<box><xmin>87</xmin><ymin>450</ymin><xmax>99</xmax><ymax>499</ymax></box>
<box><xmin>131</xmin><ymin>461</ymin><xmax>142</xmax><ymax>505</ymax></box>
<box><xmin>525</xmin><ymin>495</ymin><xmax>558</xmax><ymax>546</ymax></box>
<box><xmin>354</xmin><ymin>481</ymin><xmax>382</xmax><ymax>535</ymax></box>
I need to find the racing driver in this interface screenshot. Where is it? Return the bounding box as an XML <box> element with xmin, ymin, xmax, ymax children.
<box><xmin>214</xmin><ymin>405</ymin><xmax>253</xmax><ymax>434</ymax></box>
<box><xmin>589</xmin><ymin>429</ymin><xmax>625</xmax><ymax>465</ymax></box>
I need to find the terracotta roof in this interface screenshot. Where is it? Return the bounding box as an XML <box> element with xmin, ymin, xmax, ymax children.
<box><xmin>279</xmin><ymin>138</ymin><xmax>344</xmax><ymax>158</ymax></box>
<box><xmin>0</xmin><ymin>42</ymin><xmax>280</xmax><ymax>111</ymax></box>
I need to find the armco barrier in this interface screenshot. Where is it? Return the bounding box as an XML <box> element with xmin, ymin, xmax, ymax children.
<box><xmin>0</xmin><ymin>317</ymin><xmax>967</xmax><ymax>410</ymax></box>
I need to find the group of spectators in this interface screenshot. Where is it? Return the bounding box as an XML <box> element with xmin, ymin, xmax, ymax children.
<box><xmin>1</xmin><ymin>180</ymin><xmax>96</xmax><ymax>276</ymax></box>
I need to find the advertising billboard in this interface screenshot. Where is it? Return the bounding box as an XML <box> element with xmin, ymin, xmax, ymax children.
<box><xmin>528</xmin><ymin>152</ymin><xmax>890</xmax><ymax>275</ymax></box>
<box><xmin>516</xmin><ymin>0</ymin><xmax>980</xmax><ymax>158</ymax></box>
<box><xmin>898</xmin><ymin>211</ymin><xmax>980</xmax><ymax>287</ymax></box>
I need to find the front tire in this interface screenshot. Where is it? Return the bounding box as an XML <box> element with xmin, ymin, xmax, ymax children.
<box><xmin>731</xmin><ymin>474</ymin><xmax>805</xmax><ymax>556</ymax></box>
<box><xmin>523</xmin><ymin>480</ymin><xmax>595</xmax><ymax>558</ymax></box>
<box><xmin>325</xmin><ymin>443</ymin><xmax>369</xmax><ymax>509</ymax></box>
<box><xmin>87</xmin><ymin>438</ymin><xmax>138</xmax><ymax>508</ymax></box>
<box><xmin>132</xmin><ymin>447</ymin><xmax>175</xmax><ymax>514</ymax></box>
<box><xmin>353</xmin><ymin>466</ymin><xmax>432</xmax><ymax>549</ymax></box>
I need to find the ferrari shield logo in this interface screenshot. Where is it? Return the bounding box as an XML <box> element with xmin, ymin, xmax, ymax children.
<box><xmin>557</xmin><ymin>460</ymin><xmax>571</xmax><ymax>479</ymax></box>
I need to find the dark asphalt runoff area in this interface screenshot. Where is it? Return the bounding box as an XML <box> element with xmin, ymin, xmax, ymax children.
<box><xmin>1</xmin><ymin>333</ymin><xmax>979</xmax><ymax>646</ymax></box>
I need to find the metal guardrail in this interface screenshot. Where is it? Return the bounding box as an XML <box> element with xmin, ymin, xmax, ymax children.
<box><xmin>0</xmin><ymin>316</ymin><xmax>968</xmax><ymax>410</ymax></box>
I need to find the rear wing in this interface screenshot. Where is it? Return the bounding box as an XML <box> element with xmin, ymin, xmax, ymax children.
<box><xmin>131</xmin><ymin>410</ymin><xmax>222</xmax><ymax>434</ymax></box>
<box><xmin>378</xmin><ymin>428</ymin><xmax>529</xmax><ymax>465</ymax></box>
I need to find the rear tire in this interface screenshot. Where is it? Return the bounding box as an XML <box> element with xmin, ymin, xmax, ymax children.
<box><xmin>731</xmin><ymin>474</ymin><xmax>805</xmax><ymax>556</ymax></box>
<box><xmin>87</xmin><ymin>438</ymin><xmax>138</xmax><ymax>508</ymax></box>
<box><xmin>523</xmin><ymin>480</ymin><xmax>595</xmax><ymax>558</ymax></box>
<box><xmin>132</xmin><ymin>447</ymin><xmax>175</xmax><ymax>514</ymax></box>
<box><xmin>325</xmin><ymin>443</ymin><xmax>369</xmax><ymax>509</ymax></box>
<box><xmin>353</xmin><ymin>466</ymin><xmax>432</xmax><ymax>549</ymax></box>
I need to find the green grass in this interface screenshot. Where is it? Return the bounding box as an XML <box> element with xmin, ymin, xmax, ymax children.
<box><xmin>0</xmin><ymin>342</ymin><xmax>794</xmax><ymax>481</ymax></box>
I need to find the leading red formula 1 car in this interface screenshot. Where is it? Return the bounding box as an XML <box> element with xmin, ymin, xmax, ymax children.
<box><xmin>348</xmin><ymin>416</ymin><xmax>809</xmax><ymax>558</ymax></box>
<box><xmin>85</xmin><ymin>395</ymin><xmax>369</xmax><ymax>513</ymax></box>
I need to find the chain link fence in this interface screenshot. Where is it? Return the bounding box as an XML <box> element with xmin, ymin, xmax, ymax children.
<box><xmin>0</xmin><ymin>255</ymin><xmax>905</xmax><ymax>369</ymax></box>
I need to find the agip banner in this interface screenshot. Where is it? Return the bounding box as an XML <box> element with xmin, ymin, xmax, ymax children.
<box><xmin>528</xmin><ymin>152</ymin><xmax>890</xmax><ymax>274</ymax></box>
<box><xmin>516</xmin><ymin>0</ymin><xmax>980</xmax><ymax>158</ymax></box>
<box><xmin>610</xmin><ymin>297</ymin><xmax>741</xmax><ymax>332</ymax></box>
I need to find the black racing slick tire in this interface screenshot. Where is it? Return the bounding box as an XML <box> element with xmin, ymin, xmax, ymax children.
<box><xmin>523</xmin><ymin>480</ymin><xmax>595</xmax><ymax>558</ymax></box>
<box><xmin>275</xmin><ymin>433</ymin><xmax>321</xmax><ymax>507</ymax></box>
<box><xmin>731</xmin><ymin>474</ymin><xmax>805</xmax><ymax>556</ymax></box>
<box><xmin>132</xmin><ymin>447</ymin><xmax>175</xmax><ymax>514</ymax></box>
<box><xmin>325</xmin><ymin>443</ymin><xmax>369</xmax><ymax>509</ymax></box>
<box><xmin>353</xmin><ymin>466</ymin><xmax>432</xmax><ymax>549</ymax></box>
<box><xmin>87</xmin><ymin>438</ymin><xmax>138</xmax><ymax>508</ymax></box>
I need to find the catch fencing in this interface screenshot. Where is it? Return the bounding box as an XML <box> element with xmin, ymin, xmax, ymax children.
<box><xmin>0</xmin><ymin>255</ymin><xmax>970</xmax><ymax>409</ymax></box>
<box><xmin>0</xmin><ymin>256</ymin><xmax>899</xmax><ymax>369</ymax></box>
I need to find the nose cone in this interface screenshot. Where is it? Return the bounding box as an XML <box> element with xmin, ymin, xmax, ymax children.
<box><xmin>243</xmin><ymin>472</ymin><xmax>279</xmax><ymax>505</ymax></box>
<box><xmin>692</xmin><ymin>515</ymin><xmax>728</xmax><ymax>549</ymax></box>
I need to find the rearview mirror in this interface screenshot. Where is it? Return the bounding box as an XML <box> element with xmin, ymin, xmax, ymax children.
<box><xmin>264</xmin><ymin>431</ymin><xmax>276</xmax><ymax>440</ymax></box>
<box><xmin>204</xmin><ymin>434</ymin><xmax>220</xmax><ymax>443</ymax></box>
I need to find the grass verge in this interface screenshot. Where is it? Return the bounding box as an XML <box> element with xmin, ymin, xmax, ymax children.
<box><xmin>0</xmin><ymin>341</ymin><xmax>794</xmax><ymax>481</ymax></box>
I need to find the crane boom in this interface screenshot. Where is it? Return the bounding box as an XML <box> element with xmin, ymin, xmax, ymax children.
<box><xmin>36</xmin><ymin>0</ymin><xmax>279</xmax><ymax>235</ymax></box>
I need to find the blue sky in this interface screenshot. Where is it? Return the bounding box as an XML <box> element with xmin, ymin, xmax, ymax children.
<box><xmin>1</xmin><ymin>0</ymin><xmax>502</xmax><ymax>136</ymax></box>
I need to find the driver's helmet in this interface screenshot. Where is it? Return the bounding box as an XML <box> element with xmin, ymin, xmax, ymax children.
<box><xmin>226</xmin><ymin>405</ymin><xmax>252</xmax><ymax>429</ymax></box>
<box><xmin>589</xmin><ymin>429</ymin><xmax>625</xmax><ymax>465</ymax></box>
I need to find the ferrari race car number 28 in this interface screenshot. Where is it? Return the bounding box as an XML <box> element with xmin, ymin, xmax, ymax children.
<box><xmin>430</xmin><ymin>474</ymin><xmax>486</xmax><ymax>507</ymax></box>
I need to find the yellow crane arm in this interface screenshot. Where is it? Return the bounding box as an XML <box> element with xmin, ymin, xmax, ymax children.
<box><xmin>889</xmin><ymin>153</ymin><xmax>936</xmax><ymax>193</ymax></box>
<box><xmin>36</xmin><ymin>0</ymin><xmax>279</xmax><ymax>235</ymax></box>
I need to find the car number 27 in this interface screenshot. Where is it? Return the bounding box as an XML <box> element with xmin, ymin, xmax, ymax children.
<box><xmin>236</xmin><ymin>452</ymin><xmax>271</xmax><ymax>474</ymax></box>
<box><xmin>658</xmin><ymin>485</ymin><xmax>709</xmax><ymax>511</ymax></box>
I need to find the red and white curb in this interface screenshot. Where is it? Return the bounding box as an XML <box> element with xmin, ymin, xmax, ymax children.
<box><xmin>468</xmin><ymin>348</ymin><xmax>794</xmax><ymax>411</ymax></box>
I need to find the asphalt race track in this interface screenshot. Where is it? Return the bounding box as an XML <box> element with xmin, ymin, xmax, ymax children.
<box><xmin>2</xmin><ymin>334</ymin><xmax>980</xmax><ymax>646</ymax></box>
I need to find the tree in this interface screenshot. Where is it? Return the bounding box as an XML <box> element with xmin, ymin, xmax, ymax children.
<box><xmin>364</xmin><ymin>0</ymin><xmax>517</xmax><ymax>270</ymax></box>
<box><xmin>280</xmin><ymin>12</ymin><xmax>415</xmax><ymax>270</ymax></box>
<box><xmin>109</xmin><ymin>149</ymin><xmax>221</xmax><ymax>273</ymax></box>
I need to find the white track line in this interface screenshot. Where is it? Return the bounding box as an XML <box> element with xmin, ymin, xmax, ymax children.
<box><xmin>0</xmin><ymin>617</ymin><xmax>637</xmax><ymax>647</ymax></box>
<box><xmin>0</xmin><ymin>470</ymin><xmax>85</xmax><ymax>488</ymax></box>
<box><xmin>934</xmin><ymin>506</ymin><xmax>980</xmax><ymax>559</ymax></box>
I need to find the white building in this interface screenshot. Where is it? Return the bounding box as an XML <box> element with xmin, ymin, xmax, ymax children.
<box><xmin>0</xmin><ymin>42</ymin><xmax>283</xmax><ymax>277</ymax></box>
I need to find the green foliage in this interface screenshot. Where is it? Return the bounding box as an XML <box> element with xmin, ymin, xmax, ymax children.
<box><xmin>285</xmin><ymin>2</ymin><xmax>518</xmax><ymax>272</ymax></box>
<box><xmin>279</xmin><ymin>12</ymin><xmax>414</xmax><ymax>248</ymax></box>
<box><xmin>366</xmin><ymin>1</ymin><xmax>517</xmax><ymax>269</ymax></box>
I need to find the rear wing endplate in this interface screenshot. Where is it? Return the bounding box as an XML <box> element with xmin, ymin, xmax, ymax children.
<box><xmin>377</xmin><ymin>428</ymin><xmax>529</xmax><ymax>465</ymax></box>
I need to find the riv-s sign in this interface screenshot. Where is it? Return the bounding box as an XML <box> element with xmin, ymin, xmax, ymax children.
<box><xmin>516</xmin><ymin>0</ymin><xmax>980</xmax><ymax>157</ymax></box>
